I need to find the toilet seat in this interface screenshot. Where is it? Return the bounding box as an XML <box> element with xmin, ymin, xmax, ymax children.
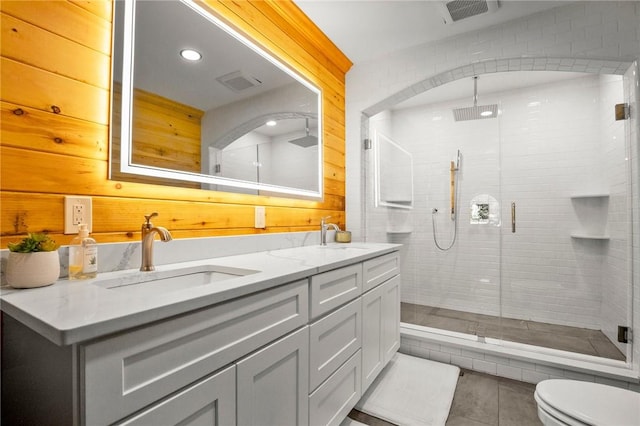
<box><xmin>535</xmin><ymin>379</ymin><xmax>640</xmax><ymax>426</ymax></box>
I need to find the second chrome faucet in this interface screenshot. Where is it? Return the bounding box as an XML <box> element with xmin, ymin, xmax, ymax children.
<box><xmin>320</xmin><ymin>216</ymin><xmax>340</xmax><ymax>246</ymax></box>
<box><xmin>140</xmin><ymin>212</ymin><xmax>173</xmax><ymax>271</ymax></box>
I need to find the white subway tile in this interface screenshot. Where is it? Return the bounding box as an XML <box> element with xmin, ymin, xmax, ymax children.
<box><xmin>497</xmin><ymin>364</ymin><xmax>523</xmax><ymax>381</ymax></box>
<box><xmin>451</xmin><ymin>355</ymin><xmax>474</xmax><ymax>370</ymax></box>
<box><xmin>473</xmin><ymin>359</ymin><xmax>498</xmax><ymax>375</ymax></box>
<box><xmin>595</xmin><ymin>376</ymin><xmax>630</xmax><ymax>389</ymax></box>
<box><xmin>430</xmin><ymin>351</ymin><xmax>452</xmax><ymax>364</ymax></box>
<box><xmin>522</xmin><ymin>370</ymin><xmax>551</xmax><ymax>384</ymax></box>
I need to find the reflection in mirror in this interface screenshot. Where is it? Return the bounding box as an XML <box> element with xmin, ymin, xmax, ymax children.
<box><xmin>374</xmin><ymin>132</ymin><xmax>413</xmax><ymax>209</ymax></box>
<box><xmin>110</xmin><ymin>0</ymin><xmax>323</xmax><ymax>198</ymax></box>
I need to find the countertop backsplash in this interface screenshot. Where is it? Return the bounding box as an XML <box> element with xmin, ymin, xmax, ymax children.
<box><xmin>1</xmin><ymin>230</ymin><xmax>327</xmax><ymax>284</ymax></box>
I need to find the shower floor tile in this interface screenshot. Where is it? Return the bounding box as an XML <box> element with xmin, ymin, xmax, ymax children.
<box><xmin>401</xmin><ymin>302</ymin><xmax>626</xmax><ymax>361</ymax></box>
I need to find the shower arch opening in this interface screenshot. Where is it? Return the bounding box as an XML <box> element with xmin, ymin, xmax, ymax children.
<box><xmin>361</xmin><ymin>56</ymin><xmax>638</xmax><ymax>375</ymax></box>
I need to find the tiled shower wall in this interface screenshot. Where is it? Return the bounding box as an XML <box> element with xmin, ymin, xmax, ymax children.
<box><xmin>369</xmin><ymin>74</ymin><xmax>628</xmax><ymax>336</ymax></box>
<box><xmin>347</xmin><ymin>1</ymin><xmax>640</xmax><ymax>375</ymax></box>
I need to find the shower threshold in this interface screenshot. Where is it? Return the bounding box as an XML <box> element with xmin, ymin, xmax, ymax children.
<box><xmin>401</xmin><ymin>302</ymin><xmax>625</xmax><ymax>362</ymax></box>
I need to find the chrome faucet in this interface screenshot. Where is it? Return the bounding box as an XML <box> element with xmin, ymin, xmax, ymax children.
<box><xmin>320</xmin><ymin>216</ymin><xmax>340</xmax><ymax>246</ymax></box>
<box><xmin>140</xmin><ymin>212</ymin><xmax>173</xmax><ymax>271</ymax></box>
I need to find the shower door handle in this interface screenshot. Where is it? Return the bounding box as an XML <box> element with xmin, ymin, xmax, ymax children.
<box><xmin>511</xmin><ymin>202</ymin><xmax>516</xmax><ymax>233</ymax></box>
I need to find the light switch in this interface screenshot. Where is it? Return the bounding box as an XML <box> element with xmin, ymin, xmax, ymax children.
<box><xmin>254</xmin><ymin>206</ymin><xmax>266</xmax><ymax>229</ymax></box>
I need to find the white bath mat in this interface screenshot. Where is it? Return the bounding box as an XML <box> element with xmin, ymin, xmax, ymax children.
<box><xmin>339</xmin><ymin>418</ymin><xmax>368</xmax><ymax>426</ymax></box>
<box><xmin>355</xmin><ymin>353</ymin><xmax>460</xmax><ymax>426</ymax></box>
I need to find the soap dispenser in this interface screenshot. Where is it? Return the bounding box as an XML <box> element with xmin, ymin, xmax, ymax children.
<box><xmin>68</xmin><ymin>224</ymin><xmax>98</xmax><ymax>280</ymax></box>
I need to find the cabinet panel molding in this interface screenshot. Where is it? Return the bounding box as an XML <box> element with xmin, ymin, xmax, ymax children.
<box><xmin>363</xmin><ymin>252</ymin><xmax>400</xmax><ymax>293</ymax></box>
<box><xmin>309</xmin><ymin>350</ymin><xmax>361</xmax><ymax>426</ymax></box>
<box><xmin>117</xmin><ymin>365</ymin><xmax>236</xmax><ymax>426</ymax></box>
<box><xmin>310</xmin><ymin>263</ymin><xmax>362</xmax><ymax>319</ymax></box>
<box><xmin>309</xmin><ymin>298</ymin><xmax>362</xmax><ymax>391</ymax></box>
<box><xmin>237</xmin><ymin>326</ymin><xmax>310</xmax><ymax>426</ymax></box>
<box><xmin>361</xmin><ymin>284</ymin><xmax>384</xmax><ymax>390</ymax></box>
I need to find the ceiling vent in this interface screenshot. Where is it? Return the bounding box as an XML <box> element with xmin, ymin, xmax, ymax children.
<box><xmin>436</xmin><ymin>0</ymin><xmax>499</xmax><ymax>24</ymax></box>
<box><xmin>216</xmin><ymin>71</ymin><xmax>262</xmax><ymax>92</ymax></box>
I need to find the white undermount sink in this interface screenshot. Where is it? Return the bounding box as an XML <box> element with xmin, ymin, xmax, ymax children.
<box><xmin>93</xmin><ymin>264</ymin><xmax>259</xmax><ymax>296</ymax></box>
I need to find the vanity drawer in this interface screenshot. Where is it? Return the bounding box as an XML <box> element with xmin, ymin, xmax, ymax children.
<box><xmin>310</xmin><ymin>263</ymin><xmax>362</xmax><ymax>319</ymax></box>
<box><xmin>82</xmin><ymin>280</ymin><xmax>308</xmax><ymax>426</ymax></box>
<box><xmin>117</xmin><ymin>364</ymin><xmax>236</xmax><ymax>426</ymax></box>
<box><xmin>362</xmin><ymin>252</ymin><xmax>399</xmax><ymax>292</ymax></box>
<box><xmin>309</xmin><ymin>298</ymin><xmax>361</xmax><ymax>391</ymax></box>
<box><xmin>309</xmin><ymin>350</ymin><xmax>361</xmax><ymax>426</ymax></box>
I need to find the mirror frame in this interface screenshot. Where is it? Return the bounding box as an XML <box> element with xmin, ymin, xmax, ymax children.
<box><xmin>112</xmin><ymin>0</ymin><xmax>324</xmax><ymax>199</ymax></box>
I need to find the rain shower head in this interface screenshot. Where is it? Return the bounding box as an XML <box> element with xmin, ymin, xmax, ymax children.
<box><xmin>453</xmin><ymin>76</ymin><xmax>498</xmax><ymax>122</ymax></box>
<box><xmin>453</xmin><ymin>104</ymin><xmax>498</xmax><ymax>121</ymax></box>
<box><xmin>288</xmin><ymin>118</ymin><xmax>317</xmax><ymax>147</ymax></box>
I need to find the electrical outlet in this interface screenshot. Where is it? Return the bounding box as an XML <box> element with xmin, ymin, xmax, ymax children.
<box><xmin>73</xmin><ymin>204</ymin><xmax>84</xmax><ymax>225</ymax></box>
<box><xmin>64</xmin><ymin>196</ymin><xmax>92</xmax><ymax>234</ymax></box>
<box><xmin>254</xmin><ymin>206</ymin><xmax>266</xmax><ymax>229</ymax></box>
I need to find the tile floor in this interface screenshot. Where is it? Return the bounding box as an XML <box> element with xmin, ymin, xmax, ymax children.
<box><xmin>401</xmin><ymin>302</ymin><xmax>625</xmax><ymax>361</ymax></box>
<box><xmin>348</xmin><ymin>369</ymin><xmax>541</xmax><ymax>426</ymax></box>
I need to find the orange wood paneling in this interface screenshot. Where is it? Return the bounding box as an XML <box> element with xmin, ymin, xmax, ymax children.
<box><xmin>0</xmin><ymin>1</ymin><xmax>352</xmax><ymax>246</ymax></box>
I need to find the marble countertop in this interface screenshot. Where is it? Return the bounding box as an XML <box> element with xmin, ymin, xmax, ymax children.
<box><xmin>0</xmin><ymin>243</ymin><xmax>399</xmax><ymax>346</ymax></box>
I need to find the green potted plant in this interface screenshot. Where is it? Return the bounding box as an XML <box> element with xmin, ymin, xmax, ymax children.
<box><xmin>6</xmin><ymin>233</ymin><xmax>60</xmax><ymax>288</ymax></box>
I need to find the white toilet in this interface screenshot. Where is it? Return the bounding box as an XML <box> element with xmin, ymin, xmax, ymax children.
<box><xmin>535</xmin><ymin>379</ymin><xmax>640</xmax><ymax>426</ymax></box>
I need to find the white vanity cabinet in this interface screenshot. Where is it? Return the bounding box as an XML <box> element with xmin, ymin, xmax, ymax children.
<box><xmin>1</xmin><ymin>246</ymin><xmax>401</xmax><ymax>426</ymax></box>
<box><xmin>307</xmin><ymin>251</ymin><xmax>400</xmax><ymax>426</ymax></box>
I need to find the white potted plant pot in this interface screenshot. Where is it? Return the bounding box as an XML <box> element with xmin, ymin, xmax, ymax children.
<box><xmin>6</xmin><ymin>250</ymin><xmax>60</xmax><ymax>289</ymax></box>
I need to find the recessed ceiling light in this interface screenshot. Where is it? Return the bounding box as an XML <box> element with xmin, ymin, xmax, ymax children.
<box><xmin>180</xmin><ymin>49</ymin><xmax>202</xmax><ymax>61</ymax></box>
<box><xmin>266</xmin><ymin>120</ymin><xmax>277</xmax><ymax>126</ymax></box>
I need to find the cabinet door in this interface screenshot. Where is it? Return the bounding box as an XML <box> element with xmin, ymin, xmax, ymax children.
<box><xmin>237</xmin><ymin>327</ymin><xmax>309</xmax><ymax>426</ymax></box>
<box><xmin>361</xmin><ymin>275</ymin><xmax>401</xmax><ymax>392</ymax></box>
<box><xmin>381</xmin><ymin>275</ymin><xmax>400</xmax><ymax>363</ymax></box>
<box><xmin>361</xmin><ymin>283</ymin><xmax>384</xmax><ymax>391</ymax></box>
<box><xmin>117</xmin><ymin>365</ymin><xmax>236</xmax><ymax>426</ymax></box>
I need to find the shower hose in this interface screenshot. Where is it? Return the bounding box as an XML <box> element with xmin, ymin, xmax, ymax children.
<box><xmin>432</xmin><ymin>181</ymin><xmax>459</xmax><ymax>251</ymax></box>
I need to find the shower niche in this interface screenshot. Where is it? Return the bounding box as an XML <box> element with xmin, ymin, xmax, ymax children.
<box><xmin>569</xmin><ymin>194</ymin><xmax>610</xmax><ymax>240</ymax></box>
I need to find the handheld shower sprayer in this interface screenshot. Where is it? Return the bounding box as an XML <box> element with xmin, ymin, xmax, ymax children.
<box><xmin>433</xmin><ymin>149</ymin><xmax>461</xmax><ymax>251</ymax></box>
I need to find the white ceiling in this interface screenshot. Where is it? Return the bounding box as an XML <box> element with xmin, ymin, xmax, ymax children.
<box><xmin>294</xmin><ymin>1</ymin><xmax>591</xmax><ymax>107</ymax></box>
<box><xmin>293</xmin><ymin>0</ymin><xmax>574</xmax><ymax>64</ymax></box>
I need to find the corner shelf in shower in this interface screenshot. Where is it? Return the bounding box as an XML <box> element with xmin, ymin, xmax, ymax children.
<box><xmin>569</xmin><ymin>193</ymin><xmax>609</xmax><ymax>199</ymax></box>
<box><xmin>570</xmin><ymin>193</ymin><xmax>610</xmax><ymax>240</ymax></box>
<box><xmin>570</xmin><ymin>233</ymin><xmax>610</xmax><ymax>240</ymax></box>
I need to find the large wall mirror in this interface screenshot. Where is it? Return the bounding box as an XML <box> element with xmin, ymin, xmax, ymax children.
<box><xmin>110</xmin><ymin>0</ymin><xmax>323</xmax><ymax>198</ymax></box>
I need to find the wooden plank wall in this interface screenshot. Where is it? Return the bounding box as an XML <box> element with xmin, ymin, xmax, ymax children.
<box><xmin>111</xmin><ymin>86</ymin><xmax>203</xmax><ymax>188</ymax></box>
<box><xmin>0</xmin><ymin>0</ymin><xmax>352</xmax><ymax>247</ymax></box>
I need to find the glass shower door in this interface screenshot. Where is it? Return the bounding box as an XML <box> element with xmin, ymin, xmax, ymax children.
<box><xmin>497</xmin><ymin>73</ymin><xmax>631</xmax><ymax>362</ymax></box>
